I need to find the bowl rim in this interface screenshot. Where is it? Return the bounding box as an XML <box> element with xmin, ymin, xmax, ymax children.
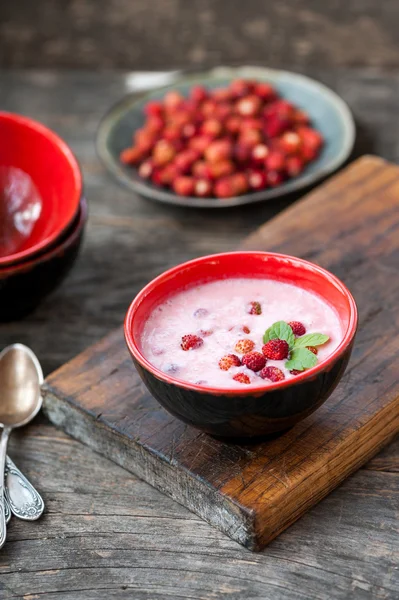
<box><xmin>0</xmin><ymin>111</ymin><xmax>83</xmax><ymax>266</ymax></box>
<box><xmin>0</xmin><ymin>197</ymin><xmax>87</xmax><ymax>276</ymax></box>
<box><xmin>124</xmin><ymin>251</ymin><xmax>358</xmax><ymax>395</ymax></box>
<box><xmin>97</xmin><ymin>65</ymin><xmax>355</xmax><ymax>208</ymax></box>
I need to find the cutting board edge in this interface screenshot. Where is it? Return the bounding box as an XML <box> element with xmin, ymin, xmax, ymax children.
<box><xmin>42</xmin><ymin>386</ymin><xmax>258</xmax><ymax>550</ymax></box>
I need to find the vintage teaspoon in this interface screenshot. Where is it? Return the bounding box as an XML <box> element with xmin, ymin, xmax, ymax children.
<box><xmin>0</xmin><ymin>344</ymin><xmax>43</xmax><ymax>548</ymax></box>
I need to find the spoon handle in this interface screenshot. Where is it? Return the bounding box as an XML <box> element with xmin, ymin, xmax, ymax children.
<box><xmin>0</xmin><ymin>426</ymin><xmax>11</xmax><ymax>549</ymax></box>
<box><xmin>4</xmin><ymin>456</ymin><xmax>45</xmax><ymax>520</ymax></box>
<box><xmin>4</xmin><ymin>496</ymin><xmax>11</xmax><ymax>524</ymax></box>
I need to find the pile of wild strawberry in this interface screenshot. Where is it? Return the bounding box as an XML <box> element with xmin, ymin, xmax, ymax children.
<box><xmin>120</xmin><ymin>79</ymin><xmax>324</xmax><ymax>199</ymax></box>
<box><xmin>180</xmin><ymin>301</ymin><xmax>329</xmax><ymax>385</ymax></box>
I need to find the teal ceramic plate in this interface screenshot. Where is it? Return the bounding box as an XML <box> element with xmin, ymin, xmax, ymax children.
<box><xmin>97</xmin><ymin>66</ymin><xmax>355</xmax><ymax>208</ymax></box>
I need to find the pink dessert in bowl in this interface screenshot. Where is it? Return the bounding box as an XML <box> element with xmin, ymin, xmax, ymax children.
<box><xmin>124</xmin><ymin>252</ymin><xmax>358</xmax><ymax>438</ymax></box>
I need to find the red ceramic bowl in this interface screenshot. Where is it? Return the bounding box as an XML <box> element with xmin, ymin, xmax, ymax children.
<box><xmin>0</xmin><ymin>197</ymin><xmax>87</xmax><ymax>321</ymax></box>
<box><xmin>125</xmin><ymin>252</ymin><xmax>358</xmax><ymax>438</ymax></box>
<box><xmin>0</xmin><ymin>112</ymin><xmax>82</xmax><ymax>266</ymax></box>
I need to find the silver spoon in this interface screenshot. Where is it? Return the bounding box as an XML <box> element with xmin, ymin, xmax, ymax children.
<box><xmin>0</xmin><ymin>344</ymin><xmax>43</xmax><ymax>548</ymax></box>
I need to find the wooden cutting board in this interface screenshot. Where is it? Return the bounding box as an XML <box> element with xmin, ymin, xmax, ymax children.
<box><xmin>43</xmin><ymin>155</ymin><xmax>399</xmax><ymax>551</ymax></box>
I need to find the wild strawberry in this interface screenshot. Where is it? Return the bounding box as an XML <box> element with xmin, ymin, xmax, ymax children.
<box><xmin>279</xmin><ymin>132</ymin><xmax>302</xmax><ymax>155</ymax></box>
<box><xmin>293</xmin><ymin>109</ymin><xmax>310</xmax><ymax>125</ymax></box>
<box><xmin>201</xmin><ymin>119</ymin><xmax>223</xmax><ymax>138</ymax></box>
<box><xmin>219</xmin><ymin>354</ymin><xmax>241</xmax><ymax>371</ymax></box>
<box><xmin>297</xmin><ymin>127</ymin><xmax>323</xmax><ymax>151</ymax></box>
<box><xmin>212</xmin><ymin>88</ymin><xmax>233</xmax><ymax>102</ymax></box>
<box><xmin>194</xmin><ymin>178</ymin><xmax>213</xmax><ymax>197</ymax></box>
<box><xmin>286</xmin><ymin>156</ymin><xmax>305</xmax><ymax>178</ymax></box>
<box><xmin>120</xmin><ymin>146</ymin><xmax>143</xmax><ymax>165</ymax></box>
<box><xmin>254</xmin><ymin>82</ymin><xmax>277</xmax><ymax>102</ymax></box>
<box><xmin>300</xmin><ymin>145</ymin><xmax>318</xmax><ymax>163</ymax></box>
<box><xmin>164</xmin><ymin>91</ymin><xmax>184</xmax><ymax>111</ymax></box>
<box><xmin>233</xmin><ymin>372</ymin><xmax>251</xmax><ymax>384</ymax></box>
<box><xmin>152</xmin><ymin>140</ymin><xmax>176</xmax><ymax>166</ymax></box>
<box><xmin>262</xmin><ymin>339</ymin><xmax>289</xmax><ymax>360</ymax></box>
<box><xmin>192</xmin><ymin>160</ymin><xmax>213</xmax><ymax>180</ymax></box>
<box><xmin>307</xmin><ymin>346</ymin><xmax>318</xmax><ymax>355</ymax></box>
<box><xmin>135</xmin><ymin>128</ymin><xmax>157</xmax><ymax>150</ymax></box>
<box><xmin>201</xmin><ymin>99</ymin><xmax>218</xmax><ymax>118</ymax></box>
<box><xmin>230</xmin><ymin>79</ymin><xmax>255</xmax><ymax>97</ymax></box>
<box><xmin>157</xmin><ymin>164</ymin><xmax>180</xmax><ymax>186</ymax></box>
<box><xmin>247</xmin><ymin>169</ymin><xmax>267</xmax><ymax>191</ymax></box>
<box><xmin>150</xmin><ymin>169</ymin><xmax>163</xmax><ymax>186</ymax></box>
<box><xmin>225</xmin><ymin>116</ymin><xmax>242</xmax><ymax>135</ymax></box>
<box><xmin>267</xmin><ymin>170</ymin><xmax>285</xmax><ymax>187</ymax></box>
<box><xmin>236</xmin><ymin>95</ymin><xmax>262</xmax><ymax>117</ymax></box>
<box><xmin>266</xmin><ymin>99</ymin><xmax>295</xmax><ymax>119</ymax></box>
<box><xmin>240</xmin><ymin>118</ymin><xmax>263</xmax><ymax>132</ymax></box>
<box><xmin>163</xmin><ymin>125</ymin><xmax>182</xmax><ymax>142</ymax></box>
<box><xmin>290</xmin><ymin>369</ymin><xmax>302</xmax><ymax>376</ymax></box>
<box><xmin>239</xmin><ymin>128</ymin><xmax>263</xmax><ymax>147</ymax></box>
<box><xmin>174</xmin><ymin>149</ymin><xmax>199</xmax><ymax>173</ymax></box>
<box><xmin>216</xmin><ymin>103</ymin><xmax>234</xmax><ymax>120</ymax></box>
<box><xmin>144</xmin><ymin>100</ymin><xmax>163</xmax><ymax>117</ymax></box>
<box><xmin>214</xmin><ymin>177</ymin><xmax>235</xmax><ymax>199</ymax></box>
<box><xmin>234</xmin><ymin>142</ymin><xmax>252</xmax><ymax>164</ymax></box>
<box><xmin>247</xmin><ymin>301</ymin><xmax>262</xmax><ymax>315</ymax></box>
<box><xmin>242</xmin><ymin>325</ymin><xmax>250</xmax><ymax>334</ymax></box>
<box><xmin>181</xmin><ymin>334</ymin><xmax>203</xmax><ymax>351</ymax></box>
<box><xmin>235</xmin><ymin>339</ymin><xmax>255</xmax><ymax>354</ymax></box>
<box><xmin>259</xmin><ymin>366</ymin><xmax>285</xmax><ymax>382</ymax></box>
<box><xmin>251</xmin><ymin>144</ymin><xmax>269</xmax><ymax>163</ymax></box>
<box><xmin>189</xmin><ymin>135</ymin><xmax>213</xmax><ymax>154</ymax></box>
<box><xmin>265</xmin><ymin>150</ymin><xmax>285</xmax><ymax>172</ymax></box>
<box><xmin>194</xmin><ymin>308</ymin><xmax>209</xmax><ymax>318</ymax></box>
<box><xmin>181</xmin><ymin>123</ymin><xmax>196</xmax><ymax>139</ymax></box>
<box><xmin>230</xmin><ymin>173</ymin><xmax>249</xmax><ymax>195</ymax></box>
<box><xmin>242</xmin><ymin>351</ymin><xmax>266</xmax><ymax>372</ymax></box>
<box><xmin>190</xmin><ymin>85</ymin><xmax>208</xmax><ymax>103</ymax></box>
<box><xmin>264</xmin><ymin>117</ymin><xmax>290</xmax><ymax>139</ymax></box>
<box><xmin>172</xmin><ymin>176</ymin><xmax>195</xmax><ymax>196</ymax></box>
<box><xmin>288</xmin><ymin>321</ymin><xmax>306</xmax><ymax>336</ymax></box>
<box><xmin>205</xmin><ymin>139</ymin><xmax>232</xmax><ymax>163</ymax></box>
<box><xmin>147</xmin><ymin>115</ymin><xmax>164</xmax><ymax>133</ymax></box>
<box><xmin>209</xmin><ymin>159</ymin><xmax>235</xmax><ymax>179</ymax></box>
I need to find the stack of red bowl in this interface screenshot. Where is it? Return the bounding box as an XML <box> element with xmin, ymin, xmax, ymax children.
<box><xmin>0</xmin><ymin>112</ymin><xmax>87</xmax><ymax>321</ymax></box>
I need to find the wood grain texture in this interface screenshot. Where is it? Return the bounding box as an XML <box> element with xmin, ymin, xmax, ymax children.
<box><xmin>2</xmin><ymin>1</ymin><xmax>399</xmax><ymax>70</ymax></box>
<box><xmin>43</xmin><ymin>156</ymin><xmax>399</xmax><ymax>552</ymax></box>
<box><xmin>0</xmin><ymin>70</ymin><xmax>398</xmax><ymax>598</ymax></box>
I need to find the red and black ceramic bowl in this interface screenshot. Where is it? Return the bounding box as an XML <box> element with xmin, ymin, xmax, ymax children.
<box><xmin>124</xmin><ymin>252</ymin><xmax>358</xmax><ymax>438</ymax></box>
<box><xmin>0</xmin><ymin>112</ymin><xmax>82</xmax><ymax>266</ymax></box>
<box><xmin>0</xmin><ymin>197</ymin><xmax>87</xmax><ymax>321</ymax></box>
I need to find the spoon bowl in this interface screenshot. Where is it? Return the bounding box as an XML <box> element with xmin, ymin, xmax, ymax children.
<box><xmin>0</xmin><ymin>344</ymin><xmax>43</xmax><ymax>427</ymax></box>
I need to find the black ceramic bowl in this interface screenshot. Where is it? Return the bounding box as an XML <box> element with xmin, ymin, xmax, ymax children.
<box><xmin>124</xmin><ymin>252</ymin><xmax>358</xmax><ymax>438</ymax></box>
<box><xmin>0</xmin><ymin>197</ymin><xmax>87</xmax><ymax>321</ymax></box>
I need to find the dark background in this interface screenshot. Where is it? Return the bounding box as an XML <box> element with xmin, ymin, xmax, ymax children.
<box><xmin>1</xmin><ymin>0</ymin><xmax>399</xmax><ymax>70</ymax></box>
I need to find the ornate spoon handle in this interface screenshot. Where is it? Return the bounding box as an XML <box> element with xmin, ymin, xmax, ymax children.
<box><xmin>5</xmin><ymin>457</ymin><xmax>44</xmax><ymax>521</ymax></box>
<box><xmin>4</xmin><ymin>497</ymin><xmax>11</xmax><ymax>524</ymax></box>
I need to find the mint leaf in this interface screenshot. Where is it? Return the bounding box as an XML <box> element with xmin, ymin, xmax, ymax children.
<box><xmin>263</xmin><ymin>321</ymin><xmax>295</xmax><ymax>349</ymax></box>
<box><xmin>293</xmin><ymin>333</ymin><xmax>329</xmax><ymax>348</ymax></box>
<box><xmin>285</xmin><ymin>347</ymin><xmax>318</xmax><ymax>372</ymax></box>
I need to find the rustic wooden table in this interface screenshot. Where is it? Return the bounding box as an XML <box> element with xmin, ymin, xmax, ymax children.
<box><xmin>0</xmin><ymin>70</ymin><xmax>398</xmax><ymax>599</ymax></box>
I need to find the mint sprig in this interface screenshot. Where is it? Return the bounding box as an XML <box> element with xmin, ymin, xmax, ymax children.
<box><xmin>293</xmin><ymin>333</ymin><xmax>329</xmax><ymax>349</ymax></box>
<box><xmin>285</xmin><ymin>347</ymin><xmax>318</xmax><ymax>372</ymax></box>
<box><xmin>263</xmin><ymin>321</ymin><xmax>295</xmax><ymax>349</ymax></box>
